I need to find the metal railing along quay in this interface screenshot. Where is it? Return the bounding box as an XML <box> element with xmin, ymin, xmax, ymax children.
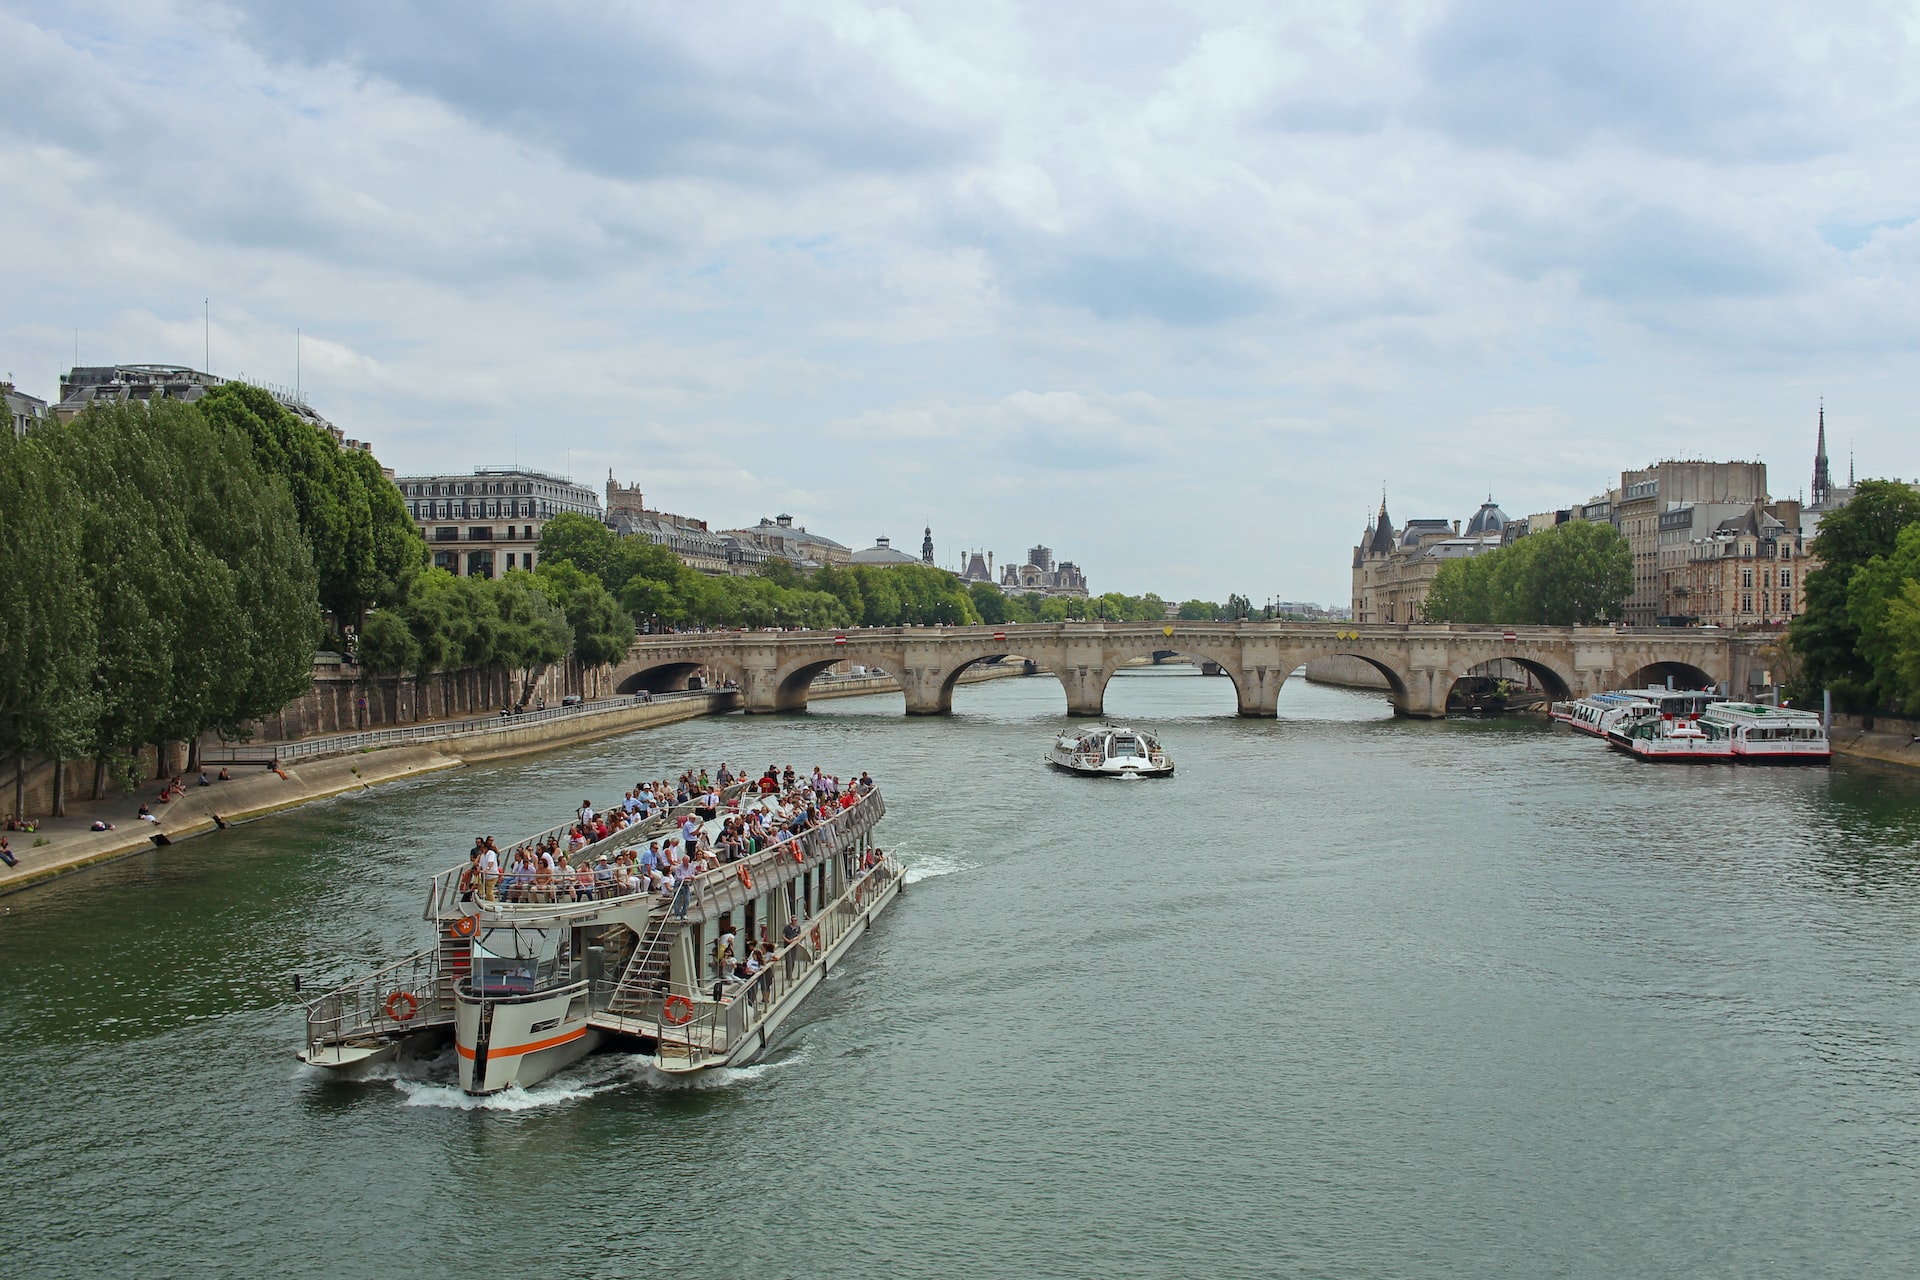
<box><xmin>204</xmin><ymin>689</ymin><xmax>720</xmax><ymax>767</ymax></box>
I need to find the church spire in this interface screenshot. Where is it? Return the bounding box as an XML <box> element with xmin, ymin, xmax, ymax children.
<box><xmin>1811</xmin><ymin>400</ymin><xmax>1832</xmax><ymax>507</ymax></box>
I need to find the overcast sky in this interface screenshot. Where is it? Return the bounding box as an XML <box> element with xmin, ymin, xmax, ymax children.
<box><xmin>5</xmin><ymin>2</ymin><xmax>1918</xmax><ymax>604</ymax></box>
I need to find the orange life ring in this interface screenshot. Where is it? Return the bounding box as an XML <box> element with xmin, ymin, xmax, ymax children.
<box><xmin>447</xmin><ymin>915</ymin><xmax>477</xmax><ymax>939</ymax></box>
<box><xmin>384</xmin><ymin>991</ymin><xmax>419</xmax><ymax>1022</ymax></box>
<box><xmin>737</xmin><ymin>865</ymin><xmax>753</xmax><ymax>891</ymax></box>
<box><xmin>810</xmin><ymin>925</ymin><xmax>822</xmax><ymax>950</ymax></box>
<box><xmin>792</xmin><ymin>845</ymin><xmax>805</xmax><ymax>863</ymax></box>
<box><xmin>661</xmin><ymin>993</ymin><xmax>695</xmax><ymax>1026</ymax></box>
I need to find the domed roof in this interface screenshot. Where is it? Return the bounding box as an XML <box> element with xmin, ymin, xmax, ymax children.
<box><xmin>1465</xmin><ymin>500</ymin><xmax>1508</xmax><ymax>536</ymax></box>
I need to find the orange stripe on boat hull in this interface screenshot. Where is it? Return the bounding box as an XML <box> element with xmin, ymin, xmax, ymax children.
<box><xmin>455</xmin><ymin>1027</ymin><xmax>587</xmax><ymax>1061</ymax></box>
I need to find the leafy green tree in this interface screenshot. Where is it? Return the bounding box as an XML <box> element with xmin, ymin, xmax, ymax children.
<box><xmin>1422</xmin><ymin>522</ymin><xmax>1628</xmax><ymax>625</ymax></box>
<box><xmin>1843</xmin><ymin>523</ymin><xmax>1920</xmax><ymax>711</ymax></box>
<box><xmin>968</xmin><ymin>581</ymin><xmax>1010</xmax><ymax>624</ymax></box>
<box><xmin>535</xmin><ymin>560</ymin><xmax>636</xmax><ymax>665</ymax></box>
<box><xmin>1177</xmin><ymin>599</ymin><xmax>1216</xmax><ymax>621</ymax></box>
<box><xmin>0</xmin><ymin>429</ymin><xmax>100</xmax><ymax>812</ymax></box>
<box><xmin>1789</xmin><ymin>480</ymin><xmax>1920</xmax><ymax>707</ymax></box>
<box><xmin>1883</xmin><ymin>580</ymin><xmax>1920</xmax><ymax>713</ymax></box>
<box><xmin>357</xmin><ymin>608</ymin><xmax>420</xmax><ymax>678</ymax></box>
<box><xmin>198</xmin><ymin>382</ymin><xmax>422</xmax><ymax>629</ymax></box>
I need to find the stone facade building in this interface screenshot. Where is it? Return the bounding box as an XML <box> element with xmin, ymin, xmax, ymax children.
<box><xmin>1351</xmin><ymin>498</ymin><xmax>1507</xmax><ymax>623</ymax></box>
<box><xmin>1000</xmin><ymin>545</ymin><xmax>1088</xmax><ymax>597</ymax></box>
<box><xmin>1680</xmin><ymin>503</ymin><xmax>1808</xmax><ymax>627</ymax></box>
<box><xmin>395</xmin><ymin>466</ymin><xmax>600</xmax><ymax>578</ymax></box>
<box><xmin>3</xmin><ymin>380</ymin><xmax>46</xmax><ymax>437</ymax></box>
<box><xmin>722</xmin><ymin>514</ymin><xmax>852</xmax><ymax>569</ymax></box>
<box><xmin>603</xmin><ymin>474</ymin><xmax>741</xmax><ymax>575</ymax></box>
<box><xmin>1612</xmin><ymin>460</ymin><xmax>1768</xmax><ymax>626</ymax></box>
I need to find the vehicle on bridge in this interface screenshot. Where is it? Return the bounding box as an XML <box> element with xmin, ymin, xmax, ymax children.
<box><xmin>1046</xmin><ymin>725</ymin><xmax>1174</xmax><ymax>777</ymax></box>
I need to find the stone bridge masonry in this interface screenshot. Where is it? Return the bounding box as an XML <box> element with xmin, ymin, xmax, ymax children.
<box><xmin>610</xmin><ymin>623</ymin><xmax>1759</xmax><ymax>720</ymax></box>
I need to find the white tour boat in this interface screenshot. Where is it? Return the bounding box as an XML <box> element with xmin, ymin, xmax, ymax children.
<box><xmin>297</xmin><ymin>781</ymin><xmax>901</xmax><ymax>1094</ymax></box>
<box><xmin>1605</xmin><ymin>704</ymin><xmax>1735</xmax><ymax>762</ymax></box>
<box><xmin>1046</xmin><ymin>725</ymin><xmax>1173</xmax><ymax>777</ymax></box>
<box><xmin>1552</xmin><ymin>687</ymin><xmax>1721</xmax><ymax>738</ymax></box>
<box><xmin>1701</xmin><ymin>702</ymin><xmax>1832</xmax><ymax>763</ymax></box>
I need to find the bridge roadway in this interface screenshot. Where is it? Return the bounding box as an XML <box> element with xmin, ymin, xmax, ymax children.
<box><xmin>610</xmin><ymin>622</ymin><xmax>1758</xmax><ymax>720</ymax></box>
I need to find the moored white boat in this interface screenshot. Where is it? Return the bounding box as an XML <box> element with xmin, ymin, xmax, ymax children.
<box><xmin>1553</xmin><ymin>688</ymin><xmax>1722</xmax><ymax>738</ymax></box>
<box><xmin>1701</xmin><ymin>702</ymin><xmax>1831</xmax><ymax>762</ymax></box>
<box><xmin>1606</xmin><ymin>705</ymin><xmax>1734</xmax><ymax>761</ymax></box>
<box><xmin>1046</xmin><ymin>725</ymin><xmax>1173</xmax><ymax>777</ymax></box>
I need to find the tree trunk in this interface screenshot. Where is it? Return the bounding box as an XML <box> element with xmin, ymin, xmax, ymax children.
<box><xmin>155</xmin><ymin>740</ymin><xmax>168</xmax><ymax>781</ymax></box>
<box><xmin>93</xmin><ymin>757</ymin><xmax>108</xmax><ymax>800</ymax></box>
<box><xmin>186</xmin><ymin>736</ymin><xmax>200</xmax><ymax>771</ymax></box>
<box><xmin>12</xmin><ymin>757</ymin><xmax>22</xmax><ymax>819</ymax></box>
<box><xmin>52</xmin><ymin>757</ymin><xmax>66</xmax><ymax>817</ymax></box>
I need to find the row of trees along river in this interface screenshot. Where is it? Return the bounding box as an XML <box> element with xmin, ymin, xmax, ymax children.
<box><xmin>0</xmin><ymin>390</ymin><xmax>1313</xmax><ymax>816</ymax></box>
<box><xmin>1786</xmin><ymin>480</ymin><xmax>1920</xmax><ymax>714</ymax></box>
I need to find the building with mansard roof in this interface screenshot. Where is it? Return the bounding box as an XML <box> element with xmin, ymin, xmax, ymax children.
<box><xmin>1350</xmin><ymin>495</ymin><xmax>1507</xmax><ymax>623</ymax></box>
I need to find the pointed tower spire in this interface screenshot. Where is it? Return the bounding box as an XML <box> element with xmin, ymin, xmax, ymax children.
<box><xmin>1810</xmin><ymin>400</ymin><xmax>1832</xmax><ymax>508</ymax></box>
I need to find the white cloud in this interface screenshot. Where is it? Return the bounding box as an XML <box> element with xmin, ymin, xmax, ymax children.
<box><xmin>2</xmin><ymin>0</ymin><xmax>1919</xmax><ymax>604</ymax></box>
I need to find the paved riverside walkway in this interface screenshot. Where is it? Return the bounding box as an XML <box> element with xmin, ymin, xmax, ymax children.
<box><xmin>0</xmin><ymin>691</ymin><xmax>734</xmax><ymax>899</ymax></box>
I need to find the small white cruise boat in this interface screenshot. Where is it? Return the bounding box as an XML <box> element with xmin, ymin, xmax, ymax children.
<box><xmin>1552</xmin><ymin>688</ymin><xmax>1721</xmax><ymax>738</ymax></box>
<box><xmin>1701</xmin><ymin>702</ymin><xmax>1832</xmax><ymax>763</ymax></box>
<box><xmin>1606</xmin><ymin>705</ymin><xmax>1734</xmax><ymax>761</ymax></box>
<box><xmin>1046</xmin><ymin>725</ymin><xmax>1173</xmax><ymax>777</ymax></box>
<box><xmin>297</xmin><ymin>780</ymin><xmax>900</xmax><ymax>1094</ymax></box>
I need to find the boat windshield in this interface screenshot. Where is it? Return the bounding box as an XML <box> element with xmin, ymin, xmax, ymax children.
<box><xmin>1108</xmin><ymin>737</ymin><xmax>1142</xmax><ymax>758</ymax></box>
<box><xmin>473</xmin><ymin>926</ymin><xmax>565</xmax><ymax>993</ymax></box>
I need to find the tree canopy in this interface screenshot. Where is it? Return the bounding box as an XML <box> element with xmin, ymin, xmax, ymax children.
<box><xmin>1787</xmin><ymin>480</ymin><xmax>1920</xmax><ymax>710</ymax></box>
<box><xmin>1</xmin><ymin>399</ymin><xmax>321</xmax><ymax>795</ymax></box>
<box><xmin>1423</xmin><ymin>521</ymin><xmax>1630</xmax><ymax>625</ymax></box>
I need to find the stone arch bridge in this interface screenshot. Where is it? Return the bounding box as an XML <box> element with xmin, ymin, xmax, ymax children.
<box><xmin>610</xmin><ymin>622</ymin><xmax>1759</xmax><ymax>719</ymax></box>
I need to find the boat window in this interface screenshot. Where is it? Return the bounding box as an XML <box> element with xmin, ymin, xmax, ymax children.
<box><xmin>474</xmin><ymin>927</ymin><xmax>562</xmax><ymax>992</ymax></box>
<box><xmin>1109</xmin><ymin>738</ymin><xmax>1141</xmax><ymax>757</ymax></box>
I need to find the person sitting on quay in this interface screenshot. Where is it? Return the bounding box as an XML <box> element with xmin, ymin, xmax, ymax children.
<box><xmin>0</xmin><ymin>836</ymin><xmax>17</xmax><ymax>868</ymax></box>
<box><xmin>137</xmin><ymin>803</ymin><xmax>159</xmax><ymax>824</ymax></box>
<box><xmin>217</xmin><ymin>766</ymin><xmax>232</xmax><ymax>781</ymax></box>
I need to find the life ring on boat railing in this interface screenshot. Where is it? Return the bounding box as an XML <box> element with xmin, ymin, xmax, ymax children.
<box><xmin>661</xmin><ymin>994</ymin><xmax>696</xmax><ymax>1026</ymax></box>
<box><xmin>384</xmin><ymin>991</ymin><xmax>419</xmax><ymax>1022</ymax></box>
<box><xmin>792</xmin><ymin>844</ymin><xmax>806</xmax><ymax>864</ymax></box>
<box><xmin>810</xmin><ymin>925</ymin><xmax>822</xmax><ymax>950</ymax></box>
<box><xmin>447</xmin><ymin>914</ymin><xmax>478</xmax><ymax>939</ymax></box>
<box><xmin>737</xmin><ymin>865</ymin><xmax>754</xmax><ymax>891</ymax></box>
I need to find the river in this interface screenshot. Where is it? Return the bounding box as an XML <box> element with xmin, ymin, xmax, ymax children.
<box><xmin>5</xmin><ymin>668</ymin><xmax>1919</xmax><ymax>1279</ymax></box>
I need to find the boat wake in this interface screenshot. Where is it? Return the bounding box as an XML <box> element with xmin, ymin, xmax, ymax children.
<box><xmin>900</xmin><ymin>851</ymin><xmax>977</xmax><ymax>884</ymax></box>
<box><xmin>309</xmin><ymin>1044</ymin><xmax>810</xmax><ymax>1109</ymax></box>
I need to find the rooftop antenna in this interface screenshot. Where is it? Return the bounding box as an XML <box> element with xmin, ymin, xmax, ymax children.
<box><xmin>295</xmin><ymin>328</ymin><xmax>300</xmax><ymax>400</ymax></box>
<box><xmin>204</xmin><ymin>298</ymin><xmax>209</xmax><ymax>373</ymax></box>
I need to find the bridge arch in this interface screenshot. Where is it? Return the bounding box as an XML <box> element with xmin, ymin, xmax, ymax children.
<box><xmin>1627</xmin><ymin>660</ymin><xmax>1717</xmax><ymax>692</ymax></box>
<box><xmin>1440</xmin><ymin>655</ymin><xmax>1573</xmax><ymax>715</ymax></box>
<box><xmin>614</xmin><ymin>656</ymin><xmax>744</xmax><ymax>695</ymax></box>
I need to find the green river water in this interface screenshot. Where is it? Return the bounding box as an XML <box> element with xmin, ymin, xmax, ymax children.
<box><xmin>4</xmin><ymin>669</ymin><xmax>1920</xmax><ymax>1279</ymax></box>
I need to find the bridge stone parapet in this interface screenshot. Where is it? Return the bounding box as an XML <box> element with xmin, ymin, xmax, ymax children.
<box><xmin>610</xmin><ymin>623</ymin><xmax>1751</xmax><ymax>720</ymax></box>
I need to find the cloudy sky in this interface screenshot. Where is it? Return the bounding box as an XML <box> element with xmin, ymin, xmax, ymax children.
<box><xmin>5</xmin><ymin>1</ymin><xmax>1918</xmax><ymax>604</ymax></box>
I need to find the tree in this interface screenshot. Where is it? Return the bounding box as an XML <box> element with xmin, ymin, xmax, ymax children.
<box><xmin>1884</xmin><ymin>580</ymin><xmax>1920</xmax><ymax>713</ymax></box>
<box><xmin>1177</xmin><ymin>599</ymin><xmax>1216</xmax><ymax>621</ymax></box>
<box><xmin>536</xmin><ymin>560</ymin><xmax>635</xmax><ymax>666</ymax></box>
<box><xmin>0</xmin><ymin>429</ymin><xmax>99</xmax><ymax>813</ymax></box>
<box><xmin>1844</xmin><ymin>522</ymin><xmax>1920</xmax><ymax>712</ymax></box>
<box><xmin>968</xmin><ymin>581</ymin><xmax>1010</xmax><ymax>624</ymax></box>
<box><xmin>1422</xmin><ymin>522</ymin><xmax>1628</xmax><ymax>625</ymax></box>
<box><xmin>1789</xmin><ymin>480</ymin><xmax>1920</xmax><ymax>708</ymax></box>
<box><xmin>198</xmin><ymin>382</ymin><xmax>422</xmax><ymax>630</ymax></box>
<box><xmin>357</xmin><ymin>609</ymin><xmax>420</xmax><ymax>678</ymax></box>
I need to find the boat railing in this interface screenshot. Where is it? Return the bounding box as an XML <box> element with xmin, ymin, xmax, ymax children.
<box><xmin>423</xmin><ymin>780</ymin><xmax>758</xmax><ymax>918</ymax></box>
<box><xmin>303</xmin><ymin>945</ymin><xmax>444</xmax><ymax>1056</ymax></box>
<box><xmin>642</xmin><ymin>854</ymin><xmax>902</xmax><ymax>1071</ymax></box>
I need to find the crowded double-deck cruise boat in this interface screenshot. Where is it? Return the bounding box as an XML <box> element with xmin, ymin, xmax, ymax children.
<box><xmin>297</xmin><ymin>761</ymin><xmax>903</xmax><ymax>1095</ymax></box>
<box><xmin>1701</xmin><ymin>702</ymin><xmax>1832</xmax><ymax>762</ymax></box>
<box><xmin>1046</xmin><ymin>725</ymin><xmax>1173</xmax><ymax>777</ymax></box>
